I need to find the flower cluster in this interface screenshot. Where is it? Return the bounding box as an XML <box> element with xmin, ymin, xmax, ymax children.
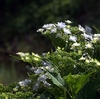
<box><xmin>37</xmin><ymin>20</ymin><xmax>100</xmax><ymax>60</ymax></box>
<box><xmin>16</xmin><ymin>52</ymin><xmax>41</xmax><ymax>63</ymax></box>
<box><xmin>18</xmin><ymin>79</ymin><xmax>31</xmax><ymax>87</ymax></box>
<box><xmin>13</xmin><ymin>79</ymin><xmax>31</xmax><ymax>91</ymax></box>
<box><xmin>33</xmin><ymin>74</ymin><xmax>51</xmax><ymax>91</ymax></box>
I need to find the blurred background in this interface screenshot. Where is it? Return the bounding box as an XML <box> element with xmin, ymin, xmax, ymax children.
<box><xmin>0</xmin><ymin>0</ymin><xmax>100</xmax><ymax>85</ymax></box>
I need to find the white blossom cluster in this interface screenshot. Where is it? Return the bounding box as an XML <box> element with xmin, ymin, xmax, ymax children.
<box><xmin>16</xmin><ymin>52</ymin><xmax>41</xmax><ymax>62</ymax></box>
<box><xmin>37</xmin><ymin>20</ymin><xmax>100</xmax><ymax>65</ymax></box>
<box><xmin>13</xmin><ymin>79</ymin><xmax>31</xmax><ymax>91</ymax></box>
<box><xmin>33</xmin><ymin>74</ymin><xmax>51</xmax><ymax>91</ymax></box>
<box><xmin>13</xmin><ymin>61</ymin><xmax>52</xmax><ymax>92</ymax></box>
<box><xmin>32</xmin><ymin>61</ymin><xmax>54</xmax><ymax>91</ymax></box>
<box><xmin>18</xmin><ymin>79</ymin><xmax>31</xmax><ymax>87</ymax></box>
<box><xmin>16</xmin><ymin>52</ymin><xmax>54</xmax><ymax>91</ymax></box>
<box><xmin>37</xmin><ymin>20</ymin><xmax>100</xmax><ymax>51</ymax></box>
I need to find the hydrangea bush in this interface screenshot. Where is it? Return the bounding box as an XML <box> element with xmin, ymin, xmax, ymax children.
<box><xmin>1</xmin><ymin>20</ymin><xmax>100</xmax><ymax>99</ymax></box>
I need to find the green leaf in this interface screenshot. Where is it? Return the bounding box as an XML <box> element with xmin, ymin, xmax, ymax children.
<box><xmin>62</xmin><ymin>65</ymin><xmax>74</xmax><ymax>76</ymax></box>
<box><xmin>77</xmin><ymin>78</ymin><xmax>100</xmax><ymax>99</ymax></box>
<box><xmin>64</xmin><ymin>72</ymin><xmax>92</xmax><ymax>95</ymax></box>
<box><xmin>45</xmin><ymin>68</ymin><xmax>66</xmax><ymax>90</ymax></box>
<box><xmin>40</xmin><ymin>91</ymin><xmax>55</xmax><ymax>99</ymax></box>
<box><xmin>93</xmin><ymin>26</ymin><xmax>100</xmax><ymax>34</ymax></box>
<box><xmin>49</xmin><ymin>34</ymin><xmax>66</xmax><ymax>48</ymax></box>
<box><xmin>48</xmin><ymin>87</ymin><xmax>64</xmax><ymax>99</ymax></box>
<box><xmin>9</xmin><ymin>54</ymin><xmax>21</xmax><ymax>60</ymax></box>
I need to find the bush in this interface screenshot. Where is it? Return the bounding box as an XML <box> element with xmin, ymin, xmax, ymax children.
<box><xmin>1</xmin><ymin>20</ymin><xmax>100</xmax><ymax>99</ymax></box>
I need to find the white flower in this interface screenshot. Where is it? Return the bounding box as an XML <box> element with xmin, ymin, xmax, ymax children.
<box><xmin>66</xmin><ymin>40</ymin><xmax>68</xmax><ymax>43</ymax></box>
<box><xmin>85</xmin><ymin>59</ymin><xmax>90</xmax><ymax>63</ymax></box>
<box><xmin>63</xmin><ymin>28</ymin><xmax>71</xmax><ymax>34</ymax></box>
<box><xmin>92</xmin><ymin>38</ymin><xmax>99</xmax><ymax>43</ymax></box>
<box><xmin>42</xmin><ymin>61</ymin><xmax>49</xmax><ymax>66</ymax></box>
<box><xmin>33</xmin><ymin>57</ymin><xmax>40</xmax><ymax>61</ymax></box>
<box><xmin>16</xmin><ymin>52</ymin><xmax>26</xmax><ymax>57</ymax></box>
<box><xmin>69</xmin><ymin>35</ymin><xmax>77</xmax><ymax>42</ymax></box>
<box><xmin>56</xmin><ymin>33</ymin><xmax>62</xmax><ymax>38</ymax></box>
<box><xmin>32</xmin><ymin>53</ymin><xmax>40</xmax><ymax>58</ymax></box>
<box><xmin>79</xmin><ymin>53</ymin><xmax>91</xmax><ymax>61</ymax></box>
<box><xmin>18</xmin><ymin>79</ymin><xmax>31</xmax><ymax>87</ymax></box>
<box><xmin>74</xmin><ymin>65</ymin><xmax>76</xmax><ymax>68</ymax></box>
<box><xmin>94</xmin><ymin>34</ymin><xmax>100</xmax><ymax>37</ymax></box>
<box><xmin>43</xmin><ymin>81</ymin><xmax>51</xmax><ymax>86</ymax></box>
<box><xmin>71</xmin><ymin>42</ymin><xmax>80</xmax><ymax>49</ymax></box>
<box><xmin>25</xmin><ymin>56</ymin><xmax>30</xmax><ymax>60</ymax></box>
<box><xmin>33</xmin><ymin>74</ymin><xmax>51</xmax><ymax>91</ymax></box>
<box><xmin>85</xmin><ymin>43</ymin><xmax>93</xmax><ymax>49</ymax></box>
<box><xmin>37</xmin><ymin>28</ymin><xmax>44</xmax><ymax>32</ymax></box>
<box><xmin>82</xmin><ymin>33</ymin><xmax>93</xmax><ymax>40</ymax></box>
<box><xmin>38</xmin><ymin>74</ymin><xmax>51</xmax><ymax>86</ymax></box>
<box><xmin>85</xmin><ymin>25</ymin><xmax>92</xmax><ymax>35</ymax></box>
<box><xmin>34</xmin><ymin>68</ymin><xmax>43</xmax><ymax>74</ymax></box>
<box><xmin>57</xmin><ymin>22</ymin><xmax>66</xmax><ymax>29</ymax></box>
<box><xmin>13</xmin><ymin>86</ymin><xmax>19</xmax><ymax>92</ymax></box>
<box><xmin>43</xmin><ymin>24</ymin><xmax>55</xmax><ymax>30</ymax></box>
<box><xmin>79</xmin><ymin>56</ymin><xmax>86</xmax><ymax>61</ymax></box>
<box><xmin>92</xmin><ymin>34</ymin><xmax>100</xmax><ymax>43</ymax></box>
<box><xmin>51</xmin><ymin>28</ymin><xmax>57</xmax><ymax>33</ymax></box>
<box><xmin>33</xmin><ymin>82</ymin><xmax>40</xmax><ymax>91</ymax></box>
<box><xmin>78</xmin><ymin>25</ymin><xmax>85</xmax><ymax>33</ymax></box>
<box><xmin>37</xmin><ymin>74</ymin><xmax>47</xmax><ymax>82</ymax></box>
<box><xmin>72</xmin><ymin>42</ymin><xmax>80</xmax><ymax>47</ymax></box>
<box><xmin>65</xmin><ymin>20</ymin><xmax>72</xmax><ymax>24</ymax></box>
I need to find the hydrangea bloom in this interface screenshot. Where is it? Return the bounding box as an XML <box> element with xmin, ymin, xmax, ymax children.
<box><xmin>71</xmin><ymin>42</ymin><xmax>80</xmax><ymax>49</ymax></box>
<box><xmin>63</xmin><ymin>28</ymin><xmax>71</xmax><ymax>35</ymax></box>
<box><xmin>85</xmin><ymin>42</ymin><xmax>93</xmax><ymax>49</ymax></box>
<box><xmin>51</xmin><ymin>28</ymin><xmax>57</xmax><ymax>33</ymax></box>
<box><xmin>82</xmin><ymin>33</ymin><xmax>93</xmax><ymax>41</ymax></box>
<box><xmin>56</xmin><ymin>33</ymin><xmax>62</xmax><ymax>38</ymax></box>
<box><xmin>43</xmin><ymin>24</ymin><xmax>55</xmax><ymax>30</ymax></box>
<box><xmin>69</xmin><ymin>35</ymin><xmax>77</xmax><ymax>42</ymax></box>
<box><xmin>78</xmin><ymin>25</ymin><xmax>85</xmax><ymax>33</ymax></box>
<box><xmin>33</xmin><ymin>74</ymin><xmax>51</xmax><ymax>91</ymax></box>
<box><xmin>85</xmin><ymin>25</ymin><xmax>92</xmax><ymax>35</ymax></box>
<box><xmin>92</xmin><ymin>34</ymin><xmax>100</xmax><ymax>43</ymax></box>
<box><xmin>57</xmin><ymin>22</ymin><xmax>66</xmax><ymax>29</ymax></box>
<box><xmin>65</xmin><ymin>20</ymin><xmax>72</xmax><ymax>24</ymax></box>
<box><xmin>18</xmin><ymin>79</ymin><xmax>31</xmax><ymax>87</ymax></box>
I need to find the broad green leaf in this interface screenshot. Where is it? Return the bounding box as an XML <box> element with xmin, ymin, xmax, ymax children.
<box><xmin>48</xmin><ymin>72</ymin><xmax>65</xmax><ymax>89</ymax></box>
<box><xmin>77</xmin><ymin>78</ymin><xmax>100</xmax><ymax>99</ymax></box>
<box><xmin>64</xmin><ymin>72</ymin><xmax>93</xmax><ymax>95</ymax></box>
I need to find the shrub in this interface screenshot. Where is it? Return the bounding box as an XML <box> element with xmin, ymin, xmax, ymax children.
<box><xmin>1</xmin><ymin>20</ymin><xmax>100</xmax><ymax>99</ymax></box>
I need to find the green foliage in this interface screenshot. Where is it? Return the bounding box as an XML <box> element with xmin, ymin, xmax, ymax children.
<box><xmin>15</xmin><ymin>21</ymin><xmax>100</xmax><ymax>98</ymax></box>
<box><xmin>0</xmin><ymin>83</ymin><xmax>35</xmax><ymax>99</ymax></box>
<box><xmin>1</xmin><ymin>20</ymin><xmax>100</xmax><ymax>98</ymax></box>
<box><xmin>76</xmin><ymin>78</ymin><xmax>100</xmax><ymax>99</ymax></box>
<box><xmin>64</xmin><ymin>73</ymin><xmax>93</xmax><ymax>97</ymax></box>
